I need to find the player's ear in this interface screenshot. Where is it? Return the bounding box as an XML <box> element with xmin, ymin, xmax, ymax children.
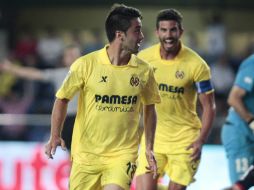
<box><xmin>116</xmin><ymin>30</ymin><xmax>124</xmax><ymax>41</ymax></box>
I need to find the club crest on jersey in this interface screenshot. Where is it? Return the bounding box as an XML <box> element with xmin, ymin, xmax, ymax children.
<box><xmin>175</xmin><ymin>70</ymin><xmax>184</xmax><ymax>79</ymax></box>
<box><xmin>130</xmin><ymin>75</ymin><xmax>140</xmax><ymax>87</ymax></box>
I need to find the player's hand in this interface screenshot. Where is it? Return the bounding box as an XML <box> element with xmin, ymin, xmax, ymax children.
<box><xmin>186</xmin><ymin>139</ymin><xmax>203</xmax><ymax>162</ymax></box>
<box><xmin>44</xmin><ymin>136</ymin><xmax>66</xmax><ymax>159</ymax></box>
<box><xmin>145</xmin><ymin>150</ymin><xmax>158</xmax><ymax>179</ymax></box>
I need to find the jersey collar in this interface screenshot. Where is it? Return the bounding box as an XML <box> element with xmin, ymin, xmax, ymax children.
<box><xmin>100</xmin><ymin>45</ymin><xmax>138</xmax><ymax>67</ymax></box>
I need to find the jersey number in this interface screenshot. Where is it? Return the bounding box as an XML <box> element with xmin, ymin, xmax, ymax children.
<box><xmin>235</xmin><ymin>158</ymin><xmax>249</xmax><ymax>173</ymax></box>
<box><xmin>126</xmin><ymin>162</ymin><xmax>137</xmax><ymax>179</ymax></box>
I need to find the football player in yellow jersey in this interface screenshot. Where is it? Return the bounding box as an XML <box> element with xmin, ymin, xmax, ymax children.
<box><xmin>44</xmin><ymin>4</ymin><xmax>161</xmax><ymax>190</ymax></box>
<box><xmin>135</xmin><ymin>9</ymin><xmax>216</xmax><ymax>190</ymax></box>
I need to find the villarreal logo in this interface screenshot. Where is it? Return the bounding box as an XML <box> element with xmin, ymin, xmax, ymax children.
<box><xmin>175</xmin><ymin>70</ymin><xmax>185</xmax><ymax>79</ymax></box>
<box><xmin>130</xmin><ymin>75</ymin><xmax>140</xmax><ymax>87</ymax></box>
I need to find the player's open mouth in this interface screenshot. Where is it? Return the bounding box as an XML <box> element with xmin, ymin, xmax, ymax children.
<box><xmin>164</xmin><ymin>39</ymin><xmax>174</xmax><ymax>44</ymax></box>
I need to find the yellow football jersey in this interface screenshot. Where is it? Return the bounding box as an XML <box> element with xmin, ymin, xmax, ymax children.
<box><xmin>56</xmin><ymin>45</ymin><xmax>161</xmax><ymax>164</ymax></box>
<box><xmin>138</xmin><ymin>43</ymin><xmax>213</xmax><ymax>154</ymax></box>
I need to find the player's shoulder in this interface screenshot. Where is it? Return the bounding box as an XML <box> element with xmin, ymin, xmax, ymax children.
<box><xmin>133</xmin><ymin>54</ymin><xmax>150</xmax><ymax>68</ymax></box>
<box><xmin>182</xmin><ymin>45</ymin><xmax>208</xmax><ymax>67</ymax></box>
<box><xmin>139</xmin><ymin>43</ymin><xmax>159</xmax><ymax>54</ymax></box>
<box><xmin>240</xmin><ymin>54</ymin><xmax>254</xmax><ymax>69</ymax></box>
<box><xmin>182</xmin><ymin>45</ymin><xmax>204</xmax><ymax>60</ymax></box>
<box><xmin>138</xmin><ymin>43</ymin><xmax>159</xmax><ymax>60</ymax></box>
<box><xmin>131</xmin><ymin>55</ymin><xmax>154</xmax><ymax>74</ymax></box>
<box><xmin>71</xmin><ymin>48</ymin><xmax>103</xmax><ymax>70</ymax></box>
<box><xmin>245</xmin><ymin>53</ymin><xmax>254</xmax><ymax>61</ymax></box>
<box><xmin>81</xmin><ymin>48</ymin><xmax>102</xmax><ymax>62</ymax></box>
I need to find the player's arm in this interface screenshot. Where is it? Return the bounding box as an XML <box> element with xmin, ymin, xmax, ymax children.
<box><xmin>198</xmin><ymin>92</ymin><xmax>216</xmax><ymax>143</ymax></box>
<box><xmin>45</xmin><ymin>98</ymin><xmax>68</xmax><ymax>159</ymax></box>
<box><xmin>143</xmin><ymin>104</ymin><xmax>157</xmax><ymax>178</ymax></box>
<box><xmin>187</xmin><ymin>91</ymin><xmax>216</xmax><ymax>161</ymax></box>
<box><xmin>0</xmin><ymin>58</ymin><xmax>44</xmax><ymax>80</ymax></box>
<box><xmin>228</xmin><ymin>85</ymin><xmax>254</xmax><ymax>125</ymax></box>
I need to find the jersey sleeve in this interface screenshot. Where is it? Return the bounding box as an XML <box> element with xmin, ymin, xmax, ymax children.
<box><xmin>137</xmin><ymin>51</ymin><xmax>147</xmax><ymax>61</ymax></box>
<box><xmin>56</xmin><ymin>58</ymin><xmax>85</xmax><ymax>100</ymax></box>
<box><xmin>234</xmin><ymin>66</ymin><xmax>254</xmax><ymax>92</ymax></box>
<box><xmin>141</xmin><ymin>66</ymin><xmax>161</xmax><ymax>105</ymax></box>
<box><xmin>193</xmin><ymin>61</ymin><xmax>214</xmax><ymax>94</ymax></box>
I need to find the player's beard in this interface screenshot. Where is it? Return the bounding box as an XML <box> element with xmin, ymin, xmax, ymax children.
<box><xmin>123</xmin><ymin>42</ymin><xmax>140</xmax><ymax>54</ymax></box>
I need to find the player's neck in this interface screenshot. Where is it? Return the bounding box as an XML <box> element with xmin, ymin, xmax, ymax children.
<box><xmin>107</xmin><ymin>43</ymin><xmax>131</xmax><ymax>66</ymax></box>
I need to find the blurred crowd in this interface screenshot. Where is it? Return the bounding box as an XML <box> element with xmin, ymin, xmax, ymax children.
<box><xmin>0</xmin><ymin>13</ymin><xmax>253</xmax><ymax>144</ymax></box>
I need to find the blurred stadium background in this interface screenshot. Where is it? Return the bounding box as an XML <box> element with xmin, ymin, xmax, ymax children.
<box><xmin>0</xmin><ymin>0</ymin><xmax>254</xmax><ymax>189</ymax></box>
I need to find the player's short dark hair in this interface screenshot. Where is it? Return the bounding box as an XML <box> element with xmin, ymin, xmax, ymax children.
<box><xmin>105</xmin><ymin>4</ymin><xmax>142</xmax><ymax>42</ymax></box>
<box><xmin>156</xmin><ymin>9</ymin><xmax>183</xmax><ymax>30</ymax></box>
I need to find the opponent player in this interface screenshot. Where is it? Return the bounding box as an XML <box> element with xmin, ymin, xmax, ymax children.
<box><xmin>135</xmin><ymin>9</ymin><xmax>216</xmax><ymax>190</ymax></box>
<box><xmin>221</xmin><ymin>54</ymin><xmax>254</xmax><ymax>185</ymax></box>
<box><xmin>45</xmin><ymin>4</ymin><xmax>161</xmax><ymax>190</ymax></box>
